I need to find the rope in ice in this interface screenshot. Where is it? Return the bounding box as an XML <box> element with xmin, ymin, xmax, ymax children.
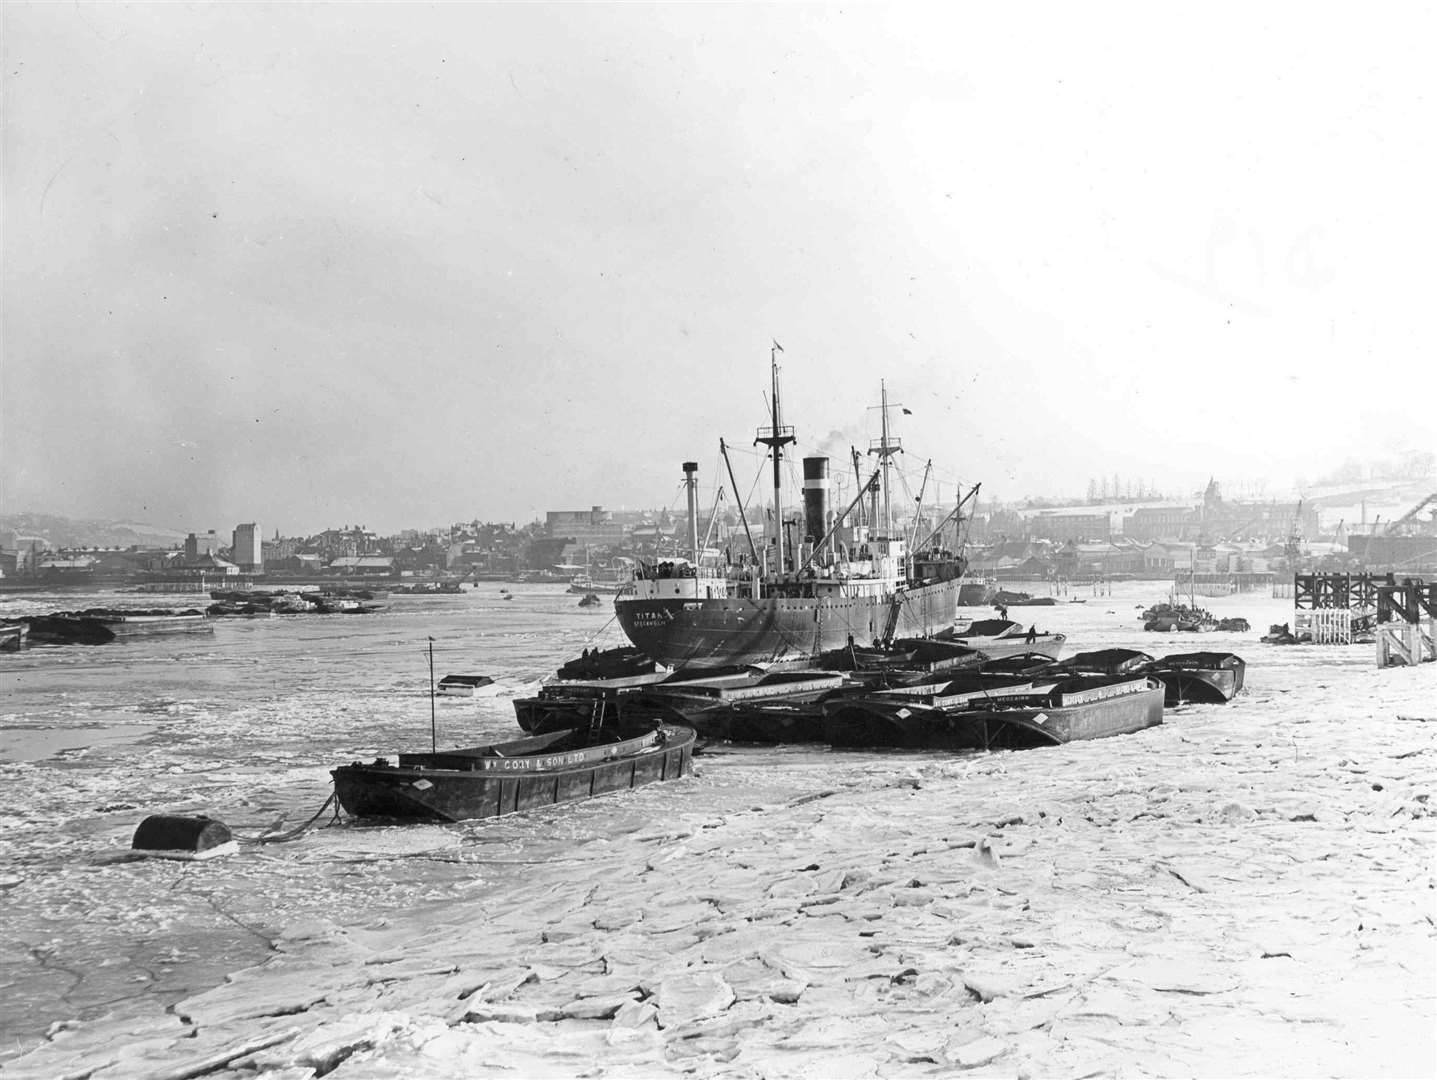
<box><xmin>230</xmin><ymin>791</ymin><xmax>340</xmax><ymax>845</ymax></box>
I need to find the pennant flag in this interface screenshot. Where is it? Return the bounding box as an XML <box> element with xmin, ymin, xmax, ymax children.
<box><xmin>902</xmin><ymin>407</ymin><xmax>913</xmax><ymax>415</ymax></box>
<box><xmin>773</xmin><ymin>339</ymin><xmax>784</xmax><ymax>352</ymax></box>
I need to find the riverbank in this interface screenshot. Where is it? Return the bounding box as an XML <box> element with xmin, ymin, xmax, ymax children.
<box><xmin>4</xmin><ymin>613</ymin><xmax>1432</xmax><ymax>1077</ymax></box>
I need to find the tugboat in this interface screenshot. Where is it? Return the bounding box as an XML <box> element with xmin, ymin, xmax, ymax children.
<box><xmin>614</xmin><ymin>346</ymin><xmax>971</xmax><ymax>669</ymax></box>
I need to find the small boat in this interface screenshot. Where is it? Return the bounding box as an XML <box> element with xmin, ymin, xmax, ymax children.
<box><xmin>566</xmin><ymin>565</ymin><xmax>634</xmax><ymax>595</ymax></box>
<box><xmin>555</xmin><ymin>646</ymin><xmax>660</xmax><ymax>682</ymax></box>
<box><xmin>513</xmin><ymin>651</ymin><xmax>672</xmax><ymax>733</ymax></box>
<box><xmin>20</xmin><ymin>610</ymin><xmax>212</xmax><ymax>645</ymax></box>
<box><xmin>512</xmin><ymin>682</ymin><xmax>660</xmax><ymax>734</ymax></box>
<box><xmin>1261</xmin><ymin>622</ymin><xmax>1309</xmax><ymax>645</ymax></box>
<box><xmin>822</xmin><ymin>672</ymin><xmax>1056</xmax><ymax>750</ymax></box>
<box><xmin>939</xmin><ymin>618</ymin><xmax>1066</xmax><ymax>660</ymax></box>
<box><xmin>957</xmin><ymin>578</ymin><xmax>997</xmax><ymax>606</ymax></box>
<box><xmin>1145</xmin><ymin>652</ymin><xmax>1245</xmax><ymax>704</ymax></box>
<box><xmin>332</xmin><ymin>724</ymin><xmax>696</xmax><ymax>822</ymax></box>
<box><xmin>967</xmin><ymin>674</ymin><xmax>1166</xmax><ymax>748</ymax></box>
<box><xmin>89</xmin><ymin>610</ymin><xmax>211</xmax><ymax>635</ymax></box>
<box><xmin>977</xmin><ymin>651</ymin><xmax>1066</xmax><ymax>676</ymax></box>
<box><xmin>624</xmin><ymin>668</ymin><xmax>852</xmax><ymax>732</ymax></box>
<box><xmin>1142</xmin><ymin>602</ymin><xmax>1217</xmax><ymax>633</ymax></box>
<box><xmin>518</xmin><ymin>654</ymin><xmax>856</xmax><ymax>741</ymax></box>
<box><xmin>818</xmin><ymin>637</ymin><xmax>987</xmax><ymax>681</ymax></box>
<box><xmin>991</xmin><ymin>590</ymin><xmax>1033</xmax><ymax>606</ymax></box>
<box><xmin>577</xmin><ymin>592</ymin><xmax>603</xmax><ymax>607</ymax></box>
<box><xmin>436</xmin><ymin>674</ymin><xmax>496</xmax><ymax>698</ymax></box>
<box><xmin>1059</xmin><ymin>648</ymin><xmax>1155</xmax><ymax>676</ymax></box>
<box><xmin>824</xmin><ymin>673</ymin><xmax>1163</xmax><ymax>750</ymax></box>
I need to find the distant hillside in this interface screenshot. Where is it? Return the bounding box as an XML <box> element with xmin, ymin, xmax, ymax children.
<box><xmin>0</xmin><ymin>512</ymin><xmax>190</xmax><ymax>550</ymax></box>
<box><xmin>1301</xmin><ymin>479</ymin><xmax>1435</xmax><ymax>529</ymax></box>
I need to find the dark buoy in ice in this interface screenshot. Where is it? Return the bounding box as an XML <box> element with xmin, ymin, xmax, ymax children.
<box><xmin>131</xmin><ymin>815</ymin><xmax>237</xmax><ymax>860</ymax></box>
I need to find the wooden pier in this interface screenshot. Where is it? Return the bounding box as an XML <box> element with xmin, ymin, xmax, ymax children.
<box><xmin>1374</xmin><ymin>580</ymin><xmax>1435</xmax><ymax>667</ymax></box>
<box><xmin>1290</xmin><ymin>573</ymin><xmax>1381</xmax><ymax>644</ymax></box>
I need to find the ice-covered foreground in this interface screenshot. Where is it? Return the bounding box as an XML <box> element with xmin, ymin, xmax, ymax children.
<box><xmin>1</xmin><ymin>586</ymin><xmax>1434</xmax><ymax>1078</ymax></box>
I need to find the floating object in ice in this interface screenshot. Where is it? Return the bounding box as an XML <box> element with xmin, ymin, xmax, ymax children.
<box><xmin>130</xmin><ymin>815</ymin><xmax>237</xmax><ymax>860</ymax></box>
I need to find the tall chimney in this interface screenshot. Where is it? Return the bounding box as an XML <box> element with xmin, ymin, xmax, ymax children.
<box><xmin>803</xmin><ymin>456</ymin><xmax>829</xmax><ymax>550</ymax></box>
<box><xmin>683</xmin><ymin>462</ymin><xmax>700</xmax><ymax>563</ymax></box>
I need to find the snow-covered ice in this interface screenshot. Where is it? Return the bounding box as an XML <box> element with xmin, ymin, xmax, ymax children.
<box><xmin>1</xmin><ymin>583</ymin><xmax>1432</xmax><ymax>1077</ymax></box>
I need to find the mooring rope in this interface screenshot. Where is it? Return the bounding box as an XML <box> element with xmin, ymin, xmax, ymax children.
<box><xmin>232</xmin><ymin>791</ymin><xmax>339</xmax><ymax>845</ymax></box>
<box><xmin>582</xmin><ymin>608</ymin><xmax>623</xmax><ymax>651</ymax></box>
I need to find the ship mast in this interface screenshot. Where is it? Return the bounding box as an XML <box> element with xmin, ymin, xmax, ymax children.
<box><xmin>879</xmin><ymin>382</ymin><xmax>890</xmax><ymax>535</ymax></box>
<box><xmin>868</xmin><ymin>380</ymin><xmax>903</xmax><ymax>541</ymax></box>
<box><xmin>755</xmin><ymin>342</ymin><xmax>796</xmax><ymax>573</ymax></box>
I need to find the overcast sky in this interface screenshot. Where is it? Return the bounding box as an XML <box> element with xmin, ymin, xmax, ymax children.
<box><xmin>3</xmin><ymin>3</ymin><xmax>1432</xmax><ymax>536</ymax></box>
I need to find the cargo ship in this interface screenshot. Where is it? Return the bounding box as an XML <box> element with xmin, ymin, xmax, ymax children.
<box><xmin>614</xmin><ymin>348</ymin><xmax>973</xmax><ymax>669</ymax></box>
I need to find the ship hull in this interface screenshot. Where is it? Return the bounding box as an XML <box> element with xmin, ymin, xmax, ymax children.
<box><xmin>615</xmin><ymin>578</ymin><xmax>961</xmax><ymax>669</ymax></box>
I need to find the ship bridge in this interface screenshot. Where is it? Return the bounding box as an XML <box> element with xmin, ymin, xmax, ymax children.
<box><xmin>631</xmin><ymin>559</ymin><xmax>730</xmax><ymax>601</ymax></box>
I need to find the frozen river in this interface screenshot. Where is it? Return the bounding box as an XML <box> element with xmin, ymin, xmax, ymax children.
<box><xmin>1</xmin><ymin>581</ymin><xmax>1432</xmax><ymax>1077</ymax></box>
<box><xmin>1</xmin><ymin>583</ymin><xmax>622</xmax><ymax>1046</ymax></box>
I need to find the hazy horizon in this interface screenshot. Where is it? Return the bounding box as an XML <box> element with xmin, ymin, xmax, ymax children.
<box><xmin>4</xmin><ymin>4</ymin><xmax>1433</xmax><ymax>537</ymax></box>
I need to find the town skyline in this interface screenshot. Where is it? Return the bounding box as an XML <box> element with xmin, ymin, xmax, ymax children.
<box><xmin>4</xmin><ymin>446</ymin><xmax>1431</xmax><ymax>557</ymax></box>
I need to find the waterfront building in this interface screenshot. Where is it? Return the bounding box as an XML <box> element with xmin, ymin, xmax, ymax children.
<box><xmin>184</xmin><ymin>531</ymin><xmax>221</xmax><ymax>560</ymax></box>
<box><xmin>1027</xmin><ymin>512</ymin><xmax>1113</xmax><ymax>543</ymax></box>
<box><xmin>1124</xmin><ymin>505</ymin><xmax>1198</xmax><ymax>542</ymax></box>
<box><xmin>326</xmin><ymin>555</ymin><xmax>395</xmax><ymax>577</ymax></box>
<box><xmin>232</xmin><ymin>523</ymin><xmax>263</xmax><ymax>573</ymax></box>
<box><xmin>544</xmin><ymin>506</ymin><xmax>629</xmax><ymax>550</ymax></box>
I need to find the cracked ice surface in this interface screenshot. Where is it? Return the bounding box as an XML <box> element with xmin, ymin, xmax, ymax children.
<box><xmin>1</xmin><ymin>583</ymin><xmax>1433</xmax><ymax>1078</ymax></box>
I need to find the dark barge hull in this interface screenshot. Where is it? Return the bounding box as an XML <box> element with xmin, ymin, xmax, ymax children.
<box><xmin>1147</xmin><ymin>652</ymin><xmax>1245</xmax><ymax>705</ymax></box>
<box><xmin>614</xmin><ymin>578</ymin><xmax>962</xmax><ymax>669</ymax></box>
<box><xmin>686</xmin><ymin>701</ymin><xmax>829</xmax><ymax>744</ymax></box>
<box><xmin>1150</xmin><ymin>671</ymin><xmax>1236</xmax><ymax>705</ymax></box>
<box><xmin>333</xmin><ymin>725</ymin><xmax>696</xmax><ymax>822</ymax></box>
<box><xmin>979</xmin><ymin>683</ymin><xmax>1165</xmax><ymax>747</ymax></box>
<box><xmin>103</xmin><ymin>614</ymin><xmax>213</xmax><ymax>637</ymax></box>
<box><xmin>824</xmin><ymin>682</ymin><xmax>1165</xmax><ymax>750</ymax></box>
<box><xmin>824</xmin><ymin>700</ymin><xmax>987</xmax><ymax>750</ymax></box>
<box><xmin>513</xmin><ymin>695</ymin><xmax>602</xmax><ymax>734</ymax></box>
<box><xmin>21</xmin><ymin>613</ymin><xmax>212</xmax><ymax>645</ymax></box>
<box><xmin>957</xmin><ymin>580</ymin><xmax>995</xmax><ymax>606</ymax></box>
<box><xmin>513</xmin><ymin>673</ymin><xmax>674</xmax><ymax>733</ymax></box>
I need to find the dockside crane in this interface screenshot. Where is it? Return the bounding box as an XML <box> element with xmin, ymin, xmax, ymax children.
<box><xmin>1283</xmin><ymin>497</ymin><xmax>1305</xmax><ymax>567</ymax></box>
<box><xmin>1383</xmin><ymin>493</ymin><xmax>1437</xmax><ymax>536</ymax></box>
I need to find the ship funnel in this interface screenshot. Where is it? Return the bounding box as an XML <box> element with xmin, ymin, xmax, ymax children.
<box><xmin>803</xmin><ymin>457</ymin><xmax>829</xmax><ymax>552</ymax></box>
<box><xmin>683</xmin><ymin>462</ymin><xmax>700</xmax><ymax>563</ymax></box>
